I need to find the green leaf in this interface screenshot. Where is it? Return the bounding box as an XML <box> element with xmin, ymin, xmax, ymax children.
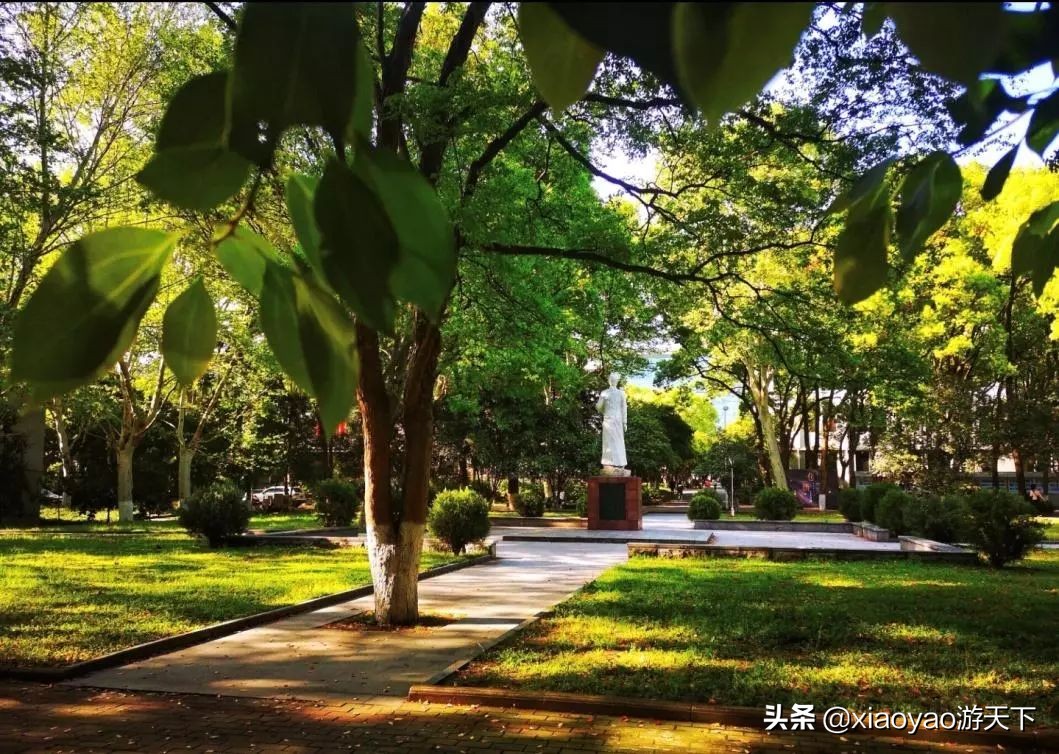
<box><xmin>285</xmin><ymin>174</ymin><xmax>326</xmax><ymax>281</ymax></box>
<box><xmin>12</xmin><ymin>228</ymin><xmax>178</xmax><ymax>399</ymax></box>
<box><xmin>313</xmin><ymin>158</ymin><xmax>399</xmax><ymax>332</ymax></box>
<box><xmin>138</xmin><ymin>146</ymin><xmax>251</xmax><ymax>211</ymax></box>
<box><xmin>347</xmin><ymin>38</ymin><xmax>375</xmax><ymax>143</ymax></box>
<box><xmin>827</xmin><ymin>158</ymin><xmax>894</xmax><ymax>215</ymax></box>
<box><xmin>861</xmin><ymin>3</ymin><xmax>887</xmax><ymax>38</ymax></box>
<box><xmin>518</xmin><ymin>4</ymin><xmax>604</xmax><ymax>114</ymax></box>
<box><xmin>137</xmin><ymin>72</ymin><xmax>251</xmax><ymax>210</ymax></box>
<box><xmin>888</xmin><ymin>4</ymin><xmax>1007</xmax><ymax>85</ymax></box>
<box><xmin>259</xmin><ymin>264</ymin><xmax>358</xmax><ymax>434</ymax></box>
<box><xmin>674</xmin><ymin>3</ymin><xmax>814</xmax><ymax>125</ymax></box>
<box><xmin>834</xmin><ymin>199</ymin><xmax>893</xmax><ymax>305</ymax></box>
<box><xmin>215</xmin><ymin>227</ymin><xmax>282</xmax><ymax>297</ymax></box>
<box><xmin>981</xmin><ymin>145</ymin><xmax>1018</xmax><ymax>201</ymax></box>
<box><xmin>230</xmin><ymin>4</ymin><xmax>362</xmax><ymax>137</ymax></box>
<box><xmin>1026</xmin><ymin>88</ymin><xmax>1059</xmax><ymax>157</ymax></box>
<box><xmin>895</xmin><ymin>151</ymin><xmax>962</xmax><ymax>260</ymax></box>
<box><xmin>548</xmin><ymin>4</ymin><xmax>684</xmax><ymax>96</ymax></box>
<box><xmin>1011</xmin><ymin>201</ymin><xmax>1059</xmax><ymax>295</ymax></box>
<box><xmin>947</xmin><ymin>79</ymin><xmax>1026</xmax><ymax>146</ymax></box>
<box><xmin>354</xmin><ymin>146</ymin><xmax>456</xmax><ymax>321</ymax></box>
<box><xmin>162</xmin><ymin>278</ymin><xmax>217</xmax><ymax>386</ymax></box>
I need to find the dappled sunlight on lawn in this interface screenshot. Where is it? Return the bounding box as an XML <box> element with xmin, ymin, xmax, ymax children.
<box><xmin>0</xmin><ymin>531</ymin><xmax>457</xmax><ymax>667</ymax></box>
<box><xmin>458</xmin><ymin>552</ymin><xmax>1059</xmax><ymax>722</ymax></box>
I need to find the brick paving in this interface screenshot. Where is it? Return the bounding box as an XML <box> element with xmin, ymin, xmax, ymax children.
<box><xmin>0</xmin><ymin>682</ymin><xmax>1027</xmax><ymax>753</ymax></box>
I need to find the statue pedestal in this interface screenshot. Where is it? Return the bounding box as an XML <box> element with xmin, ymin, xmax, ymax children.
<box><xmin>586</xmin><ymin>476</ymin><xmax>642</xmax><ymax>531</ymax></box>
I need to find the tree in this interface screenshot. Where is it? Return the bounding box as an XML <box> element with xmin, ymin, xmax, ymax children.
<box><xmin>10</xmin><ymin>2</ymin><xmax>1059</xmax><ymax>624</ymax></box>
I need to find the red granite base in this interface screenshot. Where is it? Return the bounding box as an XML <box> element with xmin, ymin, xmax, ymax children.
<box><xmin>586</xmin><ymin>476</ymin><xmax>642</xmax><ymax>531</ymax></box>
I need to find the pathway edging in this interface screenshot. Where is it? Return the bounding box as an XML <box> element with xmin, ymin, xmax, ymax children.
<box><xmin>0</xmin><ymin>548</ymin><xmax>496</xmax><ymax>683</ymax></box>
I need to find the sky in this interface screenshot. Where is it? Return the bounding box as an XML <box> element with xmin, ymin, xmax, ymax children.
<box><xmin>589</xmin><ymin>28</ymin><xmax>1057</xmax><ymax>428</ymax></box>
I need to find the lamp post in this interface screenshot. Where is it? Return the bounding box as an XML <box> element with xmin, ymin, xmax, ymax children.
<box><xmin>728</xmin><ymin>455</ymin><xmax>735</xmax><ymax>515</ymax></box>
<box><xmin>722</xmin><ymin>404</ymin><xmax>729</xmax><ymax>429</ymax></box>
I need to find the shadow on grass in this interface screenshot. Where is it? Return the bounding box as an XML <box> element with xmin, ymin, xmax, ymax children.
<box><xmin>459</xmin><ymin>556</ymin><xmax>1059</xmax><ymax>723</ymax></box>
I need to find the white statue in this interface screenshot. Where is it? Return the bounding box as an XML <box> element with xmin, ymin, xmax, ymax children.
<box><xmin>596</xmin><ymin>372</ymin><xmax>627</xmax><ymax>469</ymax></box>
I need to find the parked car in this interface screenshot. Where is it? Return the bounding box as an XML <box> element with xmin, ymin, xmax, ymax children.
<box><xmin>251</xmin><ymin>485</ymin><xmax>307</xmax><ymax>511</ymax></box>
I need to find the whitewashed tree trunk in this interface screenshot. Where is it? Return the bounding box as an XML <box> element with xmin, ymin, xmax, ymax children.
<box><xmin>51</xmin><ymin>400</ymin><xmax>75</xmax><ymax>508</ymax></box>
<box><xmin>178</xmin><ymin>446</ymin><xmax>194</xmax><ymax>503</ymax></box>
<box><xmin>116</xmin><ymin>443</ymin><xmax>135</xmax><ymax>522</ymax></box>
<box><xmin>366</xmin><ymin>520</ymin><xmax>424</xmax><ymax>624</ymax></box>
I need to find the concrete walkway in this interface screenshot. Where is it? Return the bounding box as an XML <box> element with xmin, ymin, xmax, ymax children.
<box><xmin>499</xmin><ymin>513</ymin><xmax>901</xmax><ymax>550</ymax></box>
<box><xmin>67</xmin><ymin>540</ymin><xmax>626</xmax><ymax>702</ymax></box>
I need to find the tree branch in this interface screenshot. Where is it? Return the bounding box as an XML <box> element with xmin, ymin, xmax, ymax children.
<box><xmin>462</xmin><ymin>100</ymin><xmax>546</xmax><ymax>201</ymax></box>
<box><xmin>203</xmin><ymin>2</ymin><xmax>236</xmax><ymax>32</ymax></box>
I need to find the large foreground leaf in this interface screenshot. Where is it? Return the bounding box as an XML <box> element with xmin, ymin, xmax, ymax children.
<box><xmin>12</xmin><ymin>228</ymin><xmax>178</xmax><ymax>399</ymax></box>
<box><xmin>519</xmin><ymin>4</ymin><xmax>603</xmax><ymax>114</ymax></box>
<box><xmin>162</xmin><ymin>278</ymin><xmax>218</xmax><ymax>386</ymax></box>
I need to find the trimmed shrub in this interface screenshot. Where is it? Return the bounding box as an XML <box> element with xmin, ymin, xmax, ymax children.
<box><xmin>860</xmin><ymin>482</ymin><xmax>899</xmax><ymax>523</ymax></box>
<box><xmin>427</xmin><ymin>488</ymin><xmax>491</xmax><ymax>555</ymax></box>
<box><xmin>312</xmin><ymin>477</ymin><xmax>360</xmax><ymax>528</ymax></box>
<box><xmin>875</xmin><ymin>488</ymin><xmax>914</xmax><ymax>535</ymax></box>
<box><xmin>752</xmin><ymin>487</ymin><xmax>798</xmax><ymax>521</ymax></box>
<box><xmin>564</xmin><ymin>480</ymin><xmax>587</xmax><ymax>516</ymax></box>
<box><xmin>688</xmin><ymin>492</ymin><xmax>722</xmax><ymax>521</ymax></box>
<box><xmin>836</xmin><ymin>487</ymin><xmax>863</xmax><ymax>522</ymax></box>
<box><xmin>178</xmin><ymin>481</ymin><xmax>249</xmax><ymax>548</ymax></box>
<box><xmin>964</xmin><ymin>490</ymin><xmax>1045</xmax><ymax>567</ymax></box>
<box><xmin>468</xmin><ymin>478</ymin><xmax>496</xmax><ymax>502</ymax></box>
<box><xmin>642</xmin><ymin>487</ymin><xmax>654</xmax><ymax>506</ymax></box>
<box><xmin>903</xmin><ymin>494</ymin><xmax>968</xmax><ymax>543</ymax></box>
<box><xmin>515</xmin><ymin>485</ymin><xmax>545</xmax><ymax>517</ymax></box>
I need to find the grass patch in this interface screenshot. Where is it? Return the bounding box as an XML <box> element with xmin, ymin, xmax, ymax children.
<box><xmin>487</xmin><ymin>506</ymin><xmax>580</xmax><ymax>518</ymax></box>
<box><xmin>0</xmin><ymin>510</ymin><xmax>321</xmax><ymax>534</ymax></box>
<box><xmin>0</xmin><ymin>531</ymin><xmax>457</xmax><ymax>667</ymax></box>
<box><xmin>457</xmin><ymin>553</ymin><xmax>1059</xmax><ymax>723</ymax></box>
<box><xmin>1038</xmin><ymin>516</ymin><xmax>1058</xmax><ymax>541</ymax></box>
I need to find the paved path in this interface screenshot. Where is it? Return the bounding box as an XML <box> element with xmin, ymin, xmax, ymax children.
<box><xmin>67</xmin><ymin>540</ymin><xmax>626</xmax><ymax>701</ymax></box>
<box><xmin>1</xmin><ymin>682</ymin><xmax>1017</xmax><ymax>754</ymax></box>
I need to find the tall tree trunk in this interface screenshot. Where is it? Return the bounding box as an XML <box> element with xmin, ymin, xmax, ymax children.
<box><xmin>116</xmin><ymin>442</ymin><xmax>135</xmax><ymax>522</ymax></box>
<box><xmin>51</xmin><ymin>399</ymin><xmax>75</xmax><ymax>507</ymax></box>
<box><xmin>178</xmin><ymin>446</ymin><xmax>194</xmax><ymax>503</ymax></box>
<box><xmin>747</xmin><ymin>363</ymin><xmax>787</xmax><ymax>490</ymax></box>
<box><xmin>1013</xmin><ymin>446</ymin><xmax>1027</xmax><ymax>498</ymax></box>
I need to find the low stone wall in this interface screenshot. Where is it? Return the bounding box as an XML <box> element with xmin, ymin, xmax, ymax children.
<box><xmin>898</xmin><ymin>535</ymin><xmax>970</xmax><ymax>554</ymax></box>
<box><xmin>692</xmin><ymin>520</ymin><xmax>854</xmax><ymax>533</ymax></box>
<box><xmin>629</xmin><ymin>542</ymin><xmax>977</xmax><ymax>563</ymax></box>
<box><xmin>489</xmin><ymin>516</ymin><xmax>586</xmax><ymax>528</ymax></box>
<box><xmin>852</xmin><ymin>522</ymin><xmax>894</xmax><ymax>541</ymax></box>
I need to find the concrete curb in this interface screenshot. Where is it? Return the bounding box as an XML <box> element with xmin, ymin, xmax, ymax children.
<box><xmin>629</xmin><ymin>542</ymin><xmax>978</xmax><ymax>563</ymax></box>
<box><xmin>488</xmin><ymin>517</ymin><xmax>586</xmax><ymax>528</ymax></box>
<box><xmin>694</xmin><ymin>520</ymin><xmax>855</xmax><ymax>533</ymax></box>
<box><xmin>0</xmin><ymin>549</ymin><xmax>497</xmax><ymax>683</ymax></box>
<box><xmin>406</xmin><ymin>686</ymin><xmax>1058</xmax><ymax>751</ymax></box>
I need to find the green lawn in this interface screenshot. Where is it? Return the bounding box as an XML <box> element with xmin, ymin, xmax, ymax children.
<box><xmin>1</xmin><ymin>510</ymin><xmax>321</xmax><ymax>534</ymax></box>
<box><xmin>488</xmin><ymin>507</ymin><xmax>581</xmax><ymax>518</ymax></box>
<box><xmin>0</xmin><ymin>531</ymin><xmax>457</xmax><ymax>667</ymax></box>
<box><xmin>457</xmin><ymin>553</ymin><xmax>1059</xmax><ymax>723</ymax></box>
<box><xmin>1039</xmin><ymin>516</ymin><xmax>1059</xmax><ymax>541</ymax></box>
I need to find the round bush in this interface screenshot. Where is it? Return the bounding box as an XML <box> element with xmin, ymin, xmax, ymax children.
<box><xmin>312</xmin><ymin>477</ymin><xmax>360</xmax><ymax>528</ymax></box>
<box><xmin>428</xmin><ymin>488</ymin><xmax>491</xmax><ymax>555</ymax></box>
<box><xmin>875</xmin><ymin>488</ymin><xmax>913</xmax><ymax>535</ymax></box>
<box><xmin>642</xmin><ymin>487</ymin><xmax>654</xmax><ymax>506</ymax></box>
<box><xmin>836</xmin><ymin>487</ymin><xmax>863</xmax><ymax>522</ymax></box>
<box><xmin>860</xmin><ymin>482</ymin><xmax>899</xmax><ymax>523</ymax></box>
<box><xmin>178</xmin><ymin>480</ymin><xmax>249</xmax><ymax>548</ymax></box>
<box><xmin>964</xmin><ymin>490</ymin><xmax>1045</xmax><ymax>567</ymax></box>
<box><xmin>688</xmin><ymin>492</ymin><xmax>722</xmax><ymax>521</ymax></box>
<box><xmin>563</xmin><ymin>480</ymin><xmax>587</xmax><ymax>516</ymax></box>
<box><xmin>515</xmin><ymin>485</ymin><xmax>545</xmax><ymax>517</ymax></box>
<box><xmin>752</xmin><ymin>487</ymin><xmax>798</xmax><ymax>521</ymax></box>
<box><xmin>904</xmin><ymin>494</ymin><xmax>968</xmax><ymax>543</ymax></box>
